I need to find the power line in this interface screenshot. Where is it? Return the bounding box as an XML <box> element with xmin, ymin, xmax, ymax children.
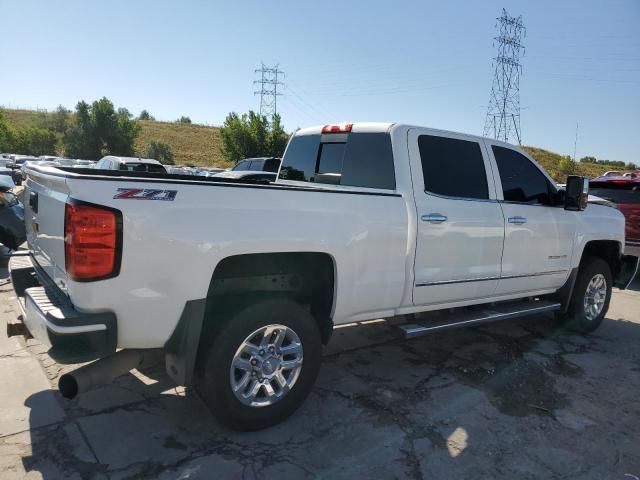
<box><xmin>483</xmin><ymin>9</ymin><xmax>526</xmax><ymax>144</ymax></box>
<box><xmin>253</xmin><ymin>63</ymin><xmax>284</xmax><ymax>118</ymax></box>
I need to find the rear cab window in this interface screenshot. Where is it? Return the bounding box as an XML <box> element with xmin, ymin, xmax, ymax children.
<box><xmin>279</xmin><ymin>128</ymin><xmax>396</xmax><ymax>190</ymax></box>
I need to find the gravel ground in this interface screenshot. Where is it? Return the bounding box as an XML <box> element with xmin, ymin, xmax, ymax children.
<box><xmin>1</xmin><ymin>253</ymin><xmax>639</xmax><ymax>479</ymax></box>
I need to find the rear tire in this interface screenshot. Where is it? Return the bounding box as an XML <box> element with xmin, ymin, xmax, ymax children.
<box><xmin>195</xmin><ymin>298</ymin><xmax>322</xmax><ymax>431</ymax></box>
<box><xmin>556</xmin><ymin>257</ymin><xmax>612</xmax><ymax>333</ymax></box>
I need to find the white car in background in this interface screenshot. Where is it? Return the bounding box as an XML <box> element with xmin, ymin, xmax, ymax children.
<box><xmin>95</xmin><ymin>156</ymin><xmax>167</xmax><ymax>173</ymax></box>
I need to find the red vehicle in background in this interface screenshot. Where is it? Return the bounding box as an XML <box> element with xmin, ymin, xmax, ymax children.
<box><xmin>590</xmin><ymin>173</ymin><xmax>640</xmax><ymax>258</ymax></box>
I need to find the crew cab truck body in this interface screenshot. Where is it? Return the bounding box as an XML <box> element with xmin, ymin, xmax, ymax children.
<box><xmin>9</xmin><ymin>122</ymin><xmax>638</xmax><ymax>431</ymax></box>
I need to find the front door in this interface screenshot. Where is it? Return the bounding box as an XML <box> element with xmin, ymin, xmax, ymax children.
<box><xmin>409</xmin><ymin>129</ymin><xmax>505</xmax><ymax>306</ymax></box>
<box><xmin>487</xmin><ymin>143</ymin><xmax>576</xmax><ymax>295</ymax></box>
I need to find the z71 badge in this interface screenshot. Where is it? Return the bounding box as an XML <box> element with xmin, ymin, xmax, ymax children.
<box><xmin>113</xmin><ymin>188</ymin><xmax>178</xmax><ymax>201</ymax></box>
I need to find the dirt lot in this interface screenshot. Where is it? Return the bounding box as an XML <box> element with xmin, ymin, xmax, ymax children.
<box><xmin>1</xmin><ymin>255</ymin><xmax>639</xmax><ymax>479</ymax></box>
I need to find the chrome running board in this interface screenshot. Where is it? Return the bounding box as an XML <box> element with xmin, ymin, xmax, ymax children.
<box><xmin>398</xmin><ymin>299</ymin><xmax>561</xmax><ymax>339</ymax></box>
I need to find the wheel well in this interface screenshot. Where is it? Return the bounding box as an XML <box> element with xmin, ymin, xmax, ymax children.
<box><xmin>580</xmin><ymin>240</ymin><xmax>621</xmax><ymax>275</ymax></box>
<box><xmin>201</xmin><ymin>252</ymin><xmax>335</xmax><ymax>348</ymax></box>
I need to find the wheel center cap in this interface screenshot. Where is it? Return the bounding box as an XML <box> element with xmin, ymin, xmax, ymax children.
<box><xmin>261</xmin><ymin>357</ymin><xmax>279</xmax><ymax>376</ymax></box>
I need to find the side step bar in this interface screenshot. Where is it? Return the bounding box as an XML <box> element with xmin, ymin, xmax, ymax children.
<box><xmin>398</xmin><ymin>299</ymin><xmax>561</xmax><ymax>339</ymax></box>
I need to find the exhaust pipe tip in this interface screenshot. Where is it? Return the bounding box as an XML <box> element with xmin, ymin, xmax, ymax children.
<box><xmin>59</xmin><ymin>373</ymin><xmax>79</xmax><ymax>399</ymax></box>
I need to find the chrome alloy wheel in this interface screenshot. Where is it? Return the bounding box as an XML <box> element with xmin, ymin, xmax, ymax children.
<box><xmin>229</xmin><ymin>324</ymin><xmax>304</xmax><ymax>407</ymax></box>
<box><xmin>583</xmin><ymin>273</ymin><xmax>607</xmax><ymax>321</ymax></box>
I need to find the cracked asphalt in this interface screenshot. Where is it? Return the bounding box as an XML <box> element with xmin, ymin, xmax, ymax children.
<box><xmin>1</xmin><ymin>254</ymin><xmax>639</xmax><ymax>479</ymax></box>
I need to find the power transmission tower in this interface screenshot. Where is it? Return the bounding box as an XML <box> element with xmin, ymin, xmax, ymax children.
<box><xmin>483</xmin><ymin>9</ymin><xmax>526</xmax><ymax>144</ymax></box>
<box><xmin>253</xmin><ymin>63</ymin><xmax>284</xmax><ymax>118</ymax></box>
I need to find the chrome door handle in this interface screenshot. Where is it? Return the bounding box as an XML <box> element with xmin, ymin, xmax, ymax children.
<box><xmin>421</xmin><ymin>213</ymin><xmax>448</xmax><ymax>224</ymax></box>
<box><xmin>508</xmin><ymin>216</ymin><xmax>527</xmax><ymax>225</ymax></box>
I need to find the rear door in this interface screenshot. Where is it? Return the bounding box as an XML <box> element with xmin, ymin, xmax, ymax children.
<box><xmin>408</xmin><ymin>129</ymin><xmax>505</xmax><ymax>306</ymax></box>
<box><xmin>487</xmin><ymin>143</ymin><xmax>576</xmax><ymax>295</ymax></box>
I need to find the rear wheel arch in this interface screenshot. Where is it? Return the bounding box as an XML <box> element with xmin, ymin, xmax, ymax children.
<box><xmin>200</xmin><ymin>252</ymin><xmax>336</xmax><ymax>348</ymax></box>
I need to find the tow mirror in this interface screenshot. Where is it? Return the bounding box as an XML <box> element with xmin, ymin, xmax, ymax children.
<box><xmin>565</xmin><ymin>175</ymin><xmax>589</xmax><ymax>211</ymax></box>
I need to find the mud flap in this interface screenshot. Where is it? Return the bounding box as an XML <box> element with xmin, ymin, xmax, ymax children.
<box><xmin>164</xmin><ymin>299</ymin><xmax>207</xmax><ymax>386</ymax></box>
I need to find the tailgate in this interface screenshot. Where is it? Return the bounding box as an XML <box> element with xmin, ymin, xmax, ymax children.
<box><xmin>23</xmin><ymin>167</ymin><xmax>71</xmax><ymax>289</ymax></box>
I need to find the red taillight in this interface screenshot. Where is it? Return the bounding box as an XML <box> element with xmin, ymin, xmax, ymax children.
<box><xmin>64</xmin><ymin>202</ymin><xmax>121</xmax><ymax>281</ymax></box>
<box><xmin>322</xmin><ymin>123</ymin><xmax>353</xmax><ymax>134</ymax></box>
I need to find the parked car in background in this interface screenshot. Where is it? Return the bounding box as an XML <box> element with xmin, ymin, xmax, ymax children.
<box><xmin>590</xmin><ymin>175</ymin><xmax>640</xmax><ymax>257</ymax></box>
<box><xmin>95</xmin><ymin>156</ymin><xmax>167</xmax><ymax>173</ymax></box>
<box><xmin>0</xmin><ymin>183</ymin><xmax>25</xmax><ymax>250</ymax></box>
<box><xmin>0</xmin><ymin>168</ymin><xmax>16</xmax><ymax>189</ymax></box>
<box><xmin>230</xmin><ymin>157</ymin><xmax>280</xmax><ymax>173</ymax></box>
<box><xmin>213</xmin><ymin>170</ymin><xmax>276</xmax><ymax>181</ymax></box>
<box><xmin>601</xmin><ymin>171</ymin><xmax>624</xmax><ymax>177</ymax></box>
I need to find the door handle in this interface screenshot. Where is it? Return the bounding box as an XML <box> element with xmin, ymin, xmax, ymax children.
<box><xmin>508</xmin><ymin>216</ymin><xmax>527</xmax><ymax>225</ymax></box>
<box><xmin>421</xmin><ymin>213</ymin><xmax>448</xmax><ymax>224</ymax></box>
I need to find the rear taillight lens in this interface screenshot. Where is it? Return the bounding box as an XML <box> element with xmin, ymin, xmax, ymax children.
<box><xmin>64</xmin><ymin>201</ymin><xmax>121</xmax><ymax>281</ymax></box>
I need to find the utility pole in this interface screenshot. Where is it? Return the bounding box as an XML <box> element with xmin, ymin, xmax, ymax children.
<box><xmin>253</xmin><ymin>63</ymin><xmax>284</xmax><ymax>119</ymax></box>
<box><xmin>483</xmin><ymin>9</ymin><xmax>526</xmax><ymax>144</ymax></box>
<box><xmin>573</xmin><ymin>123</ymin><xmax>579</xmax><ymax>163</ymax></box>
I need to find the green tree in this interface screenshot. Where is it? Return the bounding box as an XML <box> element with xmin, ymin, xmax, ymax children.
<box><xmin>52</xmin><ymin>105</ymin><xmax>70</xmax><ymax>133</ymax></box>
<box><xmin>220</xmin><ymin>111</ymin><xmax>289</xmax><ymax>163</ymax></box>
<box><xmin>145</xmin><ymin>140</ymin><xmax>175</xmax><ymax>165</ymax></box>
<box><xmin>177</xmin><ymin>116</ymin><xmax>192</xmax><ymax>124</ymax></box>
<box><xmin>138</xmin><ymin>109</ymin><xmax>155</xmax><ymax>121</ymax></box>
<box><xmin>63</xmin><ymin>97</ymin><xmax>141</xmax><ymax>159</ymax></box>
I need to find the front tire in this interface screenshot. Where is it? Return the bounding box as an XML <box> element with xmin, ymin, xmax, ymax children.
<box><xmin>195</xmin><ymin>298</ymin><xmax>322</xmax><ymax>431</ymax></box>
<box><xmin>557</xmin><ymin>257</ymin><xmax>612</xmax><ymax>333</ymax></box>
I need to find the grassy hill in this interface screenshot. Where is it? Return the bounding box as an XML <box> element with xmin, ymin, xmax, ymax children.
<box><xmin>2</xmin><ymin>108</ymin><xmax>229</xmax><ymax>168</ymax></box>
<box><xmin>1</xmin><ymin>107</ymin><xmax>614</xmax><ymax>179</ymax></box>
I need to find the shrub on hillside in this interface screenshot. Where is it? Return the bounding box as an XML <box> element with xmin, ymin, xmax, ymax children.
<box><xmin>145</xmin><ymin>140</ymin><xmax>175</xmax><ymax>165</ymax></box>
<box><xmin>177</xmin><ymin>116</ymin><xmax>191</xmax><ymax>124</ymax></box>
<box><xmin>0</xmin><ymin>112</ymin><xmax>57</xmax><ymax>155</ymax></box>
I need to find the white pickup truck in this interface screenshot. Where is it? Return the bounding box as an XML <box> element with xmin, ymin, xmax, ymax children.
<box><xmin>8</xmin><ymin>123</ymin><xmax>638</xmax><ymax>431</ymax></box>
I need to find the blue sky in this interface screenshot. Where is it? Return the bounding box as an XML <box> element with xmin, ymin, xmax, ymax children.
<box><xmin>1</xmin><ymin>0</ymin><xmax>638</xmax><ymax>162</ymax></box>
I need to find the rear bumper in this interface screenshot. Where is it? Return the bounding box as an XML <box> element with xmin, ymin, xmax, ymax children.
<box><xmin>8</xmin><ymin>254</ymin><xmax>117</xmax><ymax>364</ymax></box>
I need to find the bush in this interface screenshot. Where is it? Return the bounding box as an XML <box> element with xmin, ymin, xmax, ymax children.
<box><xmin>145</xmin><ymin>140</ymin><xmax>175</xmax><ymax>165</ymax></box>
<box><xmin>177</xmin><ymin>116</ymin><xmax>191</xmax><ymax>124</ymax></box>
<box><xmin>220</xmin><ymin>111</ymin><xmax>289</xmax><ymax>163</ymax></box>
<box><xmin>0</xmin><ymin>112</ymin><xmax>57</xmax><ymax>155</ymax></box>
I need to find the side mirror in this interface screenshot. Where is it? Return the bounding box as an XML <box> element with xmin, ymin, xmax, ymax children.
<box><xmin>564</xmin><ymin>175</ymin><xmax>589</xmax><ymax>211</ymax></box>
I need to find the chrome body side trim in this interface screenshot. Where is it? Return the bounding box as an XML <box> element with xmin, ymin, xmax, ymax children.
<box><xmin>415</xmin><ymin>270</ymin><xmax>567</xmax><ymax>287</ymax></box>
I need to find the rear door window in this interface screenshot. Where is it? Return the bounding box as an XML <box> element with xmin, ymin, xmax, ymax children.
<box><xmin>418</xmin><ymin>135</ymin><xmax>489</xmax><ymax>200</ymax></box>
<box><xmin>279</xmin><ymin>132</ymin><xmax>395</xmax><ymax>189</ymax></box>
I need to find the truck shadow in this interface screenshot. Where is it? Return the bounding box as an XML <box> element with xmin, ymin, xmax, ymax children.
<box><xmin>20</xmin><ymin>307</ymin><xmax>640</xmax><ymax>479</ymax></box>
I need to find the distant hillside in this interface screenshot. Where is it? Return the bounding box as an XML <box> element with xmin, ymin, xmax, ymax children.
<box><xmin>521</xmin><ymin>146</ymin><xmax>610</xmax><ymax>181</ymax></box>
<box><xmin>1</xmin><ymin>108</ymin><xmax>229</xmax><ymax>168</ymax></box>
<box><xmin>1</xmin><ymin>108</ymin><xmax>615</xmax><ymax>179</ymax></box>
